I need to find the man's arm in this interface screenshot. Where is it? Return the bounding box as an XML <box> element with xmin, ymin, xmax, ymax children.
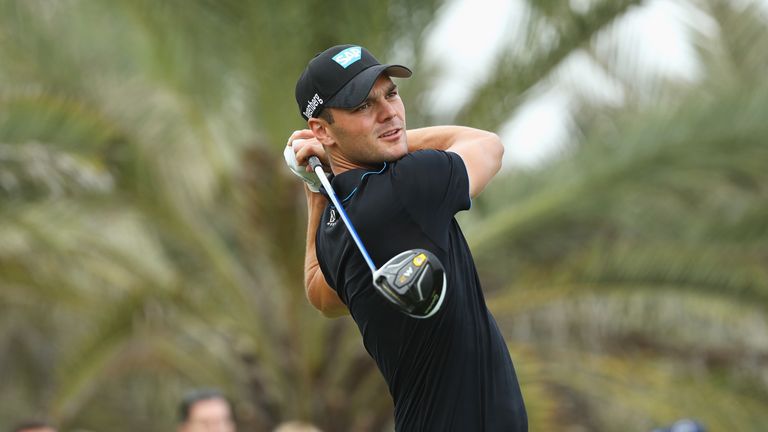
<box><xmin>406</xmin><ymin>126</ymin><xmax>504</xmax><ymax>198</ymax></box>
<box><xmin>304</xmin><ymin>185</ymin><xmax>349</xmax><ymax>318</ymax></box>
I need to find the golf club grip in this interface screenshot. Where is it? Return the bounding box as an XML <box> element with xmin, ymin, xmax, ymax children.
<box><xmin>308</xmin><ymin>156</ymin><xmax>323</xmax><ymax>172</ymax></box>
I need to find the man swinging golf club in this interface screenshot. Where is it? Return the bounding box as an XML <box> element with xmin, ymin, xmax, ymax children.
<box><xmin>285</xmin><ymin>44</ymin><xmax>527</xmax><ymax>431</ymax></box>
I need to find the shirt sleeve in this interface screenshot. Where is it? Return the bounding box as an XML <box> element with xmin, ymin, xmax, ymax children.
<box><xmin>390</xmin><ymin>150</ymin><xmax>470</xmax><ymax>246</ymax></box>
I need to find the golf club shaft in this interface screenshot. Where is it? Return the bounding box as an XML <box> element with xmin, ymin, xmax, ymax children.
<box><xmin>309</xmin><ymin>156</ymin><xmax>377</xmax><ymax>272</ymax></box>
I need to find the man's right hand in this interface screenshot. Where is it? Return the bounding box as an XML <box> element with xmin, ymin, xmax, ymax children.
<box><xmin>284</xmin><ymin>130</ymin><xmax>330</xmax><ymax>192</ymax></box>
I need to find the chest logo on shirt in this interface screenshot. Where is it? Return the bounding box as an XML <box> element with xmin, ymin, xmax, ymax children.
<box><xmin>327</xmin><ymin>208</ymin><xmax>338</xmax><ymax>227</ymax></box>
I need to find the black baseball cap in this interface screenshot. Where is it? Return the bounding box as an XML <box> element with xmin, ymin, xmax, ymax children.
<box><xmin>295</xmin><ymin>44</ymin><xmax>412</xmax><ymax>120</ymax></box>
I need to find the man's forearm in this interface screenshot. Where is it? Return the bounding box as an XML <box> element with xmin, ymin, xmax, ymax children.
<box><xmin>406</xmin><ymin>126</ymin><xmax>481</xmax><ymax>152</ymax></box>
<box><xmin>304</xmin><ymin>187</ymin><xmax>348</xmax><ymax>317</ymax></box>
<box><xmin>304</xmin><ymin>188</ymin><xmax>326</xmax><ymax>289</ymax></box>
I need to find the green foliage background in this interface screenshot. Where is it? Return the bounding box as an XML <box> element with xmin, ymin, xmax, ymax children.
<box><xmin>1</xmin><ymin>0</ymin><xmax>766</xmax><ymax>431</ymax></box>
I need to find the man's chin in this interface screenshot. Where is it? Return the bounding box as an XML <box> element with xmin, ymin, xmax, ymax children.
<box><xmin>384</xmin><ymin>147</ymin><xmax>408</xmax><ymax>162</ymax></box>
<box><xmin>384</xmin><ymin>139</ymin><xmax>408</xmax><ymax>160</ymax></box>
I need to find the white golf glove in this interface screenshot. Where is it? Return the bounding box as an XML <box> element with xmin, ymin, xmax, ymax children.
<box><xmin>283</xmin><ymin>141</ymin><xmax>328</xmax><ymax>193</ymax></box>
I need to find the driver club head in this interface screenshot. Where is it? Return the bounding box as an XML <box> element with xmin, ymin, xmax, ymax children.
<box><xmin>372</xmin><ymin>249</ymin><xmax>447</xmax><ymax>319</ymax></box>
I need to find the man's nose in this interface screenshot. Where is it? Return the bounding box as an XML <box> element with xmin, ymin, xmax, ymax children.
<box><xmin>378</xmin><ymin>100</ymin><xmax>397</xmax><ymax>122</ymax></box>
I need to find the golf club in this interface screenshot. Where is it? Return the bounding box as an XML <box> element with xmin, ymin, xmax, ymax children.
<box><xmin>309</xmin><ymin>156</ymin><xmax>447</xmax><ymax>318</ymax></box>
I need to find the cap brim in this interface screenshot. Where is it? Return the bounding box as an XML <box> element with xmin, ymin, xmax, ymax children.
<box><xmin>325</xmin><ymin>64</ymin><xmax>412</xmax><ymax>109</ymax></box>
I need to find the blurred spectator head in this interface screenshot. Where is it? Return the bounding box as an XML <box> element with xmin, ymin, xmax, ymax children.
<box><xmin>178</xmin><ymin>388</ymin><xmax>236</xmax><ymax>432</ymax></box>
<box><xmin>273</xmin><ymin>421</ymin><xmax>322</xmax><ymax>432</ymax></box>
<box><xmin>652</xmin><ymin>419</ymin><xmax>706</xmax><ymax>432</ymax></box>
<box><xmin>11</xmin><ymin>420</ymin><xmax>56</xmax><ymax>432</ymax></box>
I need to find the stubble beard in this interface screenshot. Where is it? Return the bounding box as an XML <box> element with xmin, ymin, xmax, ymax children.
<box><xmin>337</xmin><ymin>130</ymin><xmax>408</xmax><ymax>167</ymax></box>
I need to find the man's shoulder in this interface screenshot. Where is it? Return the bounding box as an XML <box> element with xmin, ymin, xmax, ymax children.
<box><xmin>391</xmin><ymin>149</ymin><xmax>461</xmax><ymax>177</ymax></box>
<box><xmin>394</xmin><ymin>148</ymin><xmax>451</xmax><ymax>163</ymax></box>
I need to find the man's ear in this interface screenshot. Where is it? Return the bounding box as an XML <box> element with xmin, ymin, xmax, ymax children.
<box><xmin>308</xmin><ymin>116</ymin><xmax>336</xmax><ymax>147</ymax></box>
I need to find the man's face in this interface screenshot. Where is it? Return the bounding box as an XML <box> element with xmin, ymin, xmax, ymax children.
<box><xmin>179</xmin><ymin>398</ymin><xmax>235</xmax><ymax>432</ymax></box>
<box><xmin>325</xmin><ymin>74</ymin><xmax>407</xmax><ymax>167</ymax></box>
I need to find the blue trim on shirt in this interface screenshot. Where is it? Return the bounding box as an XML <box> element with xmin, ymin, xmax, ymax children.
<box><xmin>338</xmin><ymin>162</ymin><xmax>388</xmax><ymax>204</ymax></box>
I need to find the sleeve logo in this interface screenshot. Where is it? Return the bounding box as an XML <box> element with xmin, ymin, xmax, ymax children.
<box><xmin>327</xmin><ymin>208</ymin><xmax>338</xmax><ymax>226</ymax></box>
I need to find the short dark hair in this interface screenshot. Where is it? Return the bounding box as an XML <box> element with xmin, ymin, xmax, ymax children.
<box><xmin>11</xmin><ymin>420</ymin><xmax>55</xmax><ymax>432</ymax></box>
<box><xmin>318</xmin><ymin>108</ymin><xmax>334</xmax><ymax>124</ymax></box>
<box><xmin>178</xmin><ymin>388</ymin><xmax>231</xmax><ymax>422</ymax></box>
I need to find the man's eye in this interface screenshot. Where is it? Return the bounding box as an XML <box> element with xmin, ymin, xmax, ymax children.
<box><xmin>387</xmin><ymin>91</ymin><xmax>399</xmax><ymax>98</ymax></box>
<box><xmin>354</xmin><ymin>103</ymin><xmax>370</xmax><ymax>112</ymax></box>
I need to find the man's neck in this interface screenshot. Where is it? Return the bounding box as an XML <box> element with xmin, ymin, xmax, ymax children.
<box><xmin>330</xmin><ymin>157</ymin><xmax>379</xmax><ymax>176</ymax></box>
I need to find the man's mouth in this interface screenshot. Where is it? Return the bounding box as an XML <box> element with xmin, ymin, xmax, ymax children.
<box><xmin>379</xmin><ymin>128</ymin><xmax>401</xmax><ymax>139</ymax></box>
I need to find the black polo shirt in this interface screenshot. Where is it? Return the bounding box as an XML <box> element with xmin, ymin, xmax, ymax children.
<box><xmin>316</xmin><ymin>150</ymin><xmax>527</xmax><ymax>431</ymax></box>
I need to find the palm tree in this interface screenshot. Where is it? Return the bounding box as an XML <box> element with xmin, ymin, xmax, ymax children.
<box><xmin>1</xmin><ymin>1</ymin><xmax>441</xmax><ymax>430</ymax></box>
<box><xmin>458</xmin><ymin>0</ymin><xmax>768</xmax><ymax>429</ymax></box>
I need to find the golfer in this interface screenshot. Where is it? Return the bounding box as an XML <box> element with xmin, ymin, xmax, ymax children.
<box><xmin>286</xmin><ymin>44</ymin><xmax>527</xmax><ymax>431</ymax></box>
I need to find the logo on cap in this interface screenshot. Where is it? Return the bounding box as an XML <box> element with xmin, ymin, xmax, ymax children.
<box><xmin>332</xmin><ymin>46</ymin><xmax>362</xmax><ymax>69</ymax></box>
<box><xmin>303</xmin><ymin>93</ymin><xmax>324</xmax><ymax>118</ymax></box>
